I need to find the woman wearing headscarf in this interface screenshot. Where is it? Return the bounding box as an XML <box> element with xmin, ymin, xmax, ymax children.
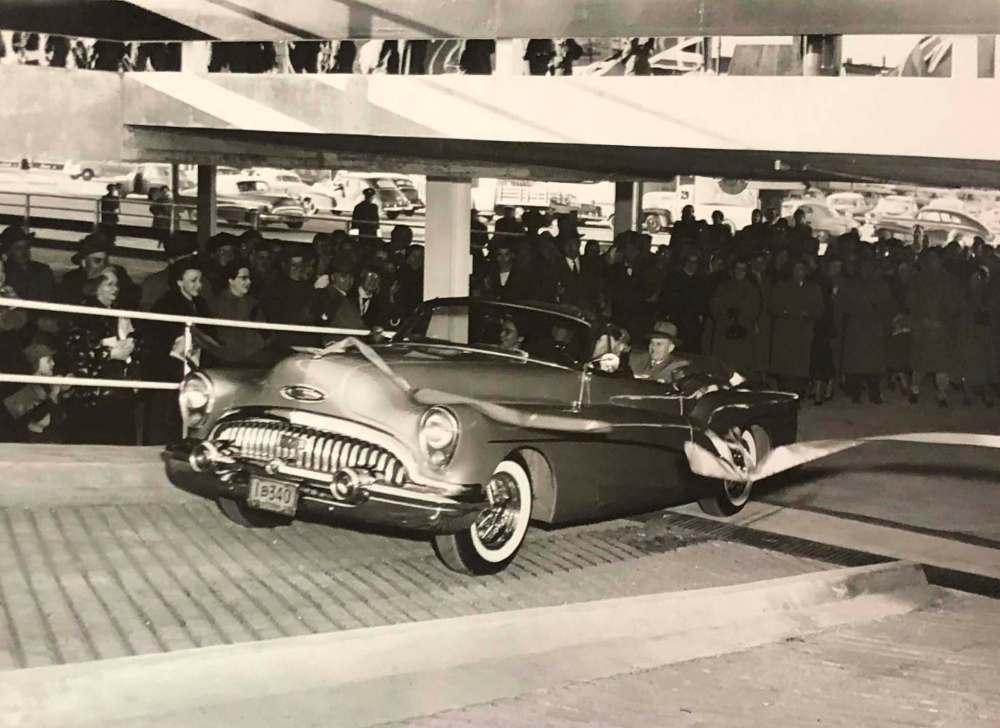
<box><xmin>62</xmin><ymin>267</ymin><xmax>143</xmax><ymax>445</ymax></box>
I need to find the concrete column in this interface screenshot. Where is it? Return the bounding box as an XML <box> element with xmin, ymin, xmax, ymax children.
<box><xmin>613</xmin><ymin>181</ymin><xmax>636</xmax><ymax>236</ymax></box>
<box><xmin>799</xmin><ymin>35</ymin><xmax>842</xmax><ymax>76</ymax></box>
<box><xmin>495</xmin><ymin>39</ymin><xmax>527</xmax><ymax>75</ymax></box>
<box><xmin>952</xmin><ymin>35</ymin><xmax>978</xmax><ymax>78</ymax></box>
<box><xmin>424</xmin><ymin>177</ymin><xmax>472</xmax><ymax>301</ymax></box>
<box><xmin>196</xmin><ymin>164</ymin><xmax>217</xmax><ymax>251</ymax></box>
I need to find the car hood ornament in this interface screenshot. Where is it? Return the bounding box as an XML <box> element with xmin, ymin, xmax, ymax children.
<box><xmin>280</xmin><ymin>384</ymin><xmax>326</xmax><ymax>403</ymax></box>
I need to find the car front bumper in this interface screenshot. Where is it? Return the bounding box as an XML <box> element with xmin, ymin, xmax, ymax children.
<box><xmin>164</xmin><ymin>440</ymin><xmax>487</xmax><ymax>533</ymax></box>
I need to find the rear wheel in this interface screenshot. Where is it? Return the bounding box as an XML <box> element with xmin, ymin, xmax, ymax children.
<box><xmin>697</xmin><ymin>425</ymin><xmax>771</xmax><ymax>517</ymax></box>
<box><xmin>286</xmin><ymin>220</ymin><xmax>304</xmax><ymax>230</ymax></box>
<box><xmin>217</xmin><ymin>496</ymin><xmax>292</xmax><ymax>528</ymax></box>
<box><xmin>433</xmin><ymin>459</ymin><xmax>532</xmax><ymax>575</ymax></box>
<box><xmin>386</xmin><ymin>211</ymin><xmax>400</xmax><ymax>220</ymax></box>
<box><xmin>80</xmin><ymin>168</ymin><xmax>94</xmax><ymax>181</ymax></box>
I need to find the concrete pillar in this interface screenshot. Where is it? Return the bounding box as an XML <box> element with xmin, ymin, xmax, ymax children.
<box><xmin>196</xmin><ymin>164</ymin><xmax>217</xmax><ymax>251</ymax></box>
<box><xmin>614</xmin><ymin>181</ymin><xmax>638</xmax><ymax>236</ymax></box>
<box><xmin>424</xmin><ymin>177</ymin><xmax>472</xmax><ymax>301</ymax></box>
<box><xmin>495</xmin><ymin>39</ymin><xmax>527</xmax><ymax>75</ymax></box>
<box><xmin>952</xmin><ymin>35</ymin><xmax>978</xmax><ymax>79</ymax></box>
<box><xmin>799</xmin><ymin>35</ymin><xmax>842</xmax><ymax>76</ymax></box>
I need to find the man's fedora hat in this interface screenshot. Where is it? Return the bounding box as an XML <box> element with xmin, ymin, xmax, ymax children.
<box><xmin>71</xmin><ymin>230</ymin><xmax>114</xmax><ymax>265</ymax></box>
<box><xmin>645</xmin><ymin>319</ymin><xmax>681</xmax><ymax>342</ymax></box>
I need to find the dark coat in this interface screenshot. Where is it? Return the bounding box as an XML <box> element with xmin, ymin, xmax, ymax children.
<box><xmin>836</xmin><ymin>276</ymin><xmax>893</xmax><ymax>375</ymax></box>
<box><xmin>62</xmin><ymin>299</ymin><xmax>144</xmax><ymax>407</ymax></box>
<box><xmin>486</xmin><ymin>266</ymin><xmax>530</xmax><ymax>304</ymax></box>
<box><xmin>351</xmin><ymin>201</ymin><xmax>380</xmax><ymax>241</ymax></box>
<box><xmin>908</xmin><ymin>268</ymin><xmax>960</xmax><ymax>373</ymax></box>
<box><xmin>4</xmin><ymin>259</ymin><xmax>56</xmax><ymax>303</ymax></box>
<box><xmin>708</xmin><ymin>277</ymin><xmax>761</xmax><ymax>375</ymax></box>
<box><xmin>316</xmin><ymin>287</ymin><xmax>365</xmax><ymax>334</ymax></box>
<box><xmin>662</xmin><ymin>271</ymin><xmax>708</xmax><ymax>354</ymax></box>
<box><xmin>768</xmin><ymin>280</ymin><xmax>824</xmax><ymax>378</ymax></box>
<box><xmin>147</xmin><ymin>288</ymin><xmax>213</xmax><ymax>382</ymax></box>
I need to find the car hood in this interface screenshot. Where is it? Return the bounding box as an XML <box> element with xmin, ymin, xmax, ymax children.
<box><xmin>208</xmin><ymin>346</ymin><xmax>578</xmax><ymax>439</ymax></box>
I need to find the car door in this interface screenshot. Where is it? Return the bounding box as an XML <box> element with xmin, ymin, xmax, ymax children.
<box><xmin>537</xmin><ymin>372</ymin><xmax>695</xmax><ymax>522</ymax></box>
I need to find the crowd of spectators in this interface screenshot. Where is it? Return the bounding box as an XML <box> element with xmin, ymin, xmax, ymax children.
<box><xmin>2</xmin><ymin>202</ymin><xmax>999</xmax><ymax>446</ymax></box>
<box><xmin>0</xmin><ymin>31</ymin><xmax>658</xmax><ymax>76</ymax></box>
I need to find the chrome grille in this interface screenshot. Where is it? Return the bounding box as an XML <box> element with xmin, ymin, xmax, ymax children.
<box><xmin>212</xmin><ymin>418</ymin><xmax>408</xmax><ymax>485</ymax></box>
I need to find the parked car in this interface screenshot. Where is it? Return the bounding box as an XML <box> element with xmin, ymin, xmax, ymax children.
<box><xmin>314</xmin><ymin>172</ymin><xmax>411</xmax><ymax>219</ymax></box>
<box><xmin>105</xmin><ymin>163</ymin><xmax>196</xmax><ymax>197</ymax></box>
<box><xmin>865</xmin><ymin>195</ymin><xmax>919</xmax><ymax>224</ymax></box>
<box><xmin>165</xmin><ymin>298</ymin><xmax>799</xmax><ymax>575</ymax></box>
<box><xmin>826</xmin><ymin>192</ymin><xmax>873</xmax><ymax>221</ymax></box>
<box><xmin>785</xmin><ymin>202</ymin><xmax>858</xmax><ymax>241</ymax></box>
<box><xmin>179</xmin><ymin>178</ymin><xmax>307</xmax><ymax>229</ymax></box>
<box><xmin>65</xmin><ymin>160</ymin><xmax>135</xmax><ymax>182</ymax></box>
<box><xmin>241</xmin><ymin>168</ymin><xmax>333</xmax><ymax>216</ymax></box>
<box><xmin>365</xmin><ymin>173</ymin><xmax>425</xmax><ymax>214</ymax></box>
<box><xmin>876</xmin><ymin>206</ymin><xmax>992</xmax><ymax>245</ymax></box>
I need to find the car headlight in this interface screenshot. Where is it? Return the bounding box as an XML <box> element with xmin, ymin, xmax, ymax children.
<box><xmin>179</xmin><ymin>372</ymin><xmax>214</xmax><ymax>428</ymax></box>
<box><xmin>418</xmin><ymin>406</ymin><xmax>459</xmax><ymax>469</ymax></box>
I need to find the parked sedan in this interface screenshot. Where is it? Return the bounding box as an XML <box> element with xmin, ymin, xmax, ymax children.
<box><xmin>786</xmin><ymin>202</ymin><xmax>858</xmax><ymax>241</ymax></box>
<box><xmin>179</xmin><ymin>179</ymin><xmax>307</xmax><ymax>229</ymax></box>
<box><xmin>876</xmin><ymin>206</ymin><xmax>992</xmax><ymax>245</ymax></box>
<box><xmin>826</xmin><ymin>192</ymin><xmax>873</xmax><ymax>221</ymax></box>
<box><xmin>165</xmin><ymin>299</ymin><xmax>798</xmax><ymax>575</ymax></box>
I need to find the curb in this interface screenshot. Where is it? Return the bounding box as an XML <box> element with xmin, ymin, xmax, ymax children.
<box><xmin>0</xmin><ymin>445</ymin><xmax>194</xmax><ymax>507</ymax></box>
<box><xmin>0</xmin><ymin>561</ymin><xmax>936</xmax><ymax>728</ymax></box>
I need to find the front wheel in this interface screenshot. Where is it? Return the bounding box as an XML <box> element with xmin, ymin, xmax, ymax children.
<box><xmin>697</xmin><ymin>425</ymin><xmax>771</xmax><ymax>517</ymax></box>
<box><xmin>80</xmin><ymin>168</ymin><xmax>94</xmax><ymax>181</ymax></box>
<box><xmin>433</xmin><ymin>458</ymin><xmax>532</xmax><ymax>575</ymax></box>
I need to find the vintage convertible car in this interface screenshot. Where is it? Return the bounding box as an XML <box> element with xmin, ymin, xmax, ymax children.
<box><xmin>165</xmin><ymin>299</ymin><xmax>798</xmax><ymax>574</ymax></box>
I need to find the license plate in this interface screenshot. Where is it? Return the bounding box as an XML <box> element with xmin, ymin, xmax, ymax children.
<box><xmin>248</xmin><ymin>477</ymin><xmax>299</xmax><ymax>516</ymax></box>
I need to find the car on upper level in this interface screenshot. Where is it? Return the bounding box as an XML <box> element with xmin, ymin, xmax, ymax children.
<box><xmin>179</xmin><ymin>178</ymin><xmax>307</xmax><ymax>229</ymax></box>
<box><xmin>240</xmin><ymin>168</ymin><xmax>334</xmax><ymax>216</ymax></box>
<box><xmin>313</xmin><ymin>172</ymin><xmax>412</xmax><ymax>219</ymax></box>
<box><xmin>164</xmin><ymin>298</ymin><xmax>799</xmax><ymax>575</ymax></box>
<box><xmin>875</xmin><ymin>206</ymin><xmax>992</xmax><ymax>246</ymax></box>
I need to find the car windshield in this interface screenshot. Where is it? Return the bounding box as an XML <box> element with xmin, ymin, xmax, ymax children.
<box><xmin>373</xmin><ymin>179</ymin><xmax>397</xmax><ymax>189</ymax></box>
<box><xmin>395</xmin><ymin>300</ymin><xmax>592</xmax><ymax>367</ymax></box>
<box><xmin>236</xmin><ymin>180</ymin><xmax>267</xmax><ymax>193</ymax></box>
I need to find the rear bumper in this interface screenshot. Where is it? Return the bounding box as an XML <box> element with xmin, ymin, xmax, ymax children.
<box><xmin>163</xmin><ymin>440</ymin><xmax>487</xmax><ymax>533</ymax></box>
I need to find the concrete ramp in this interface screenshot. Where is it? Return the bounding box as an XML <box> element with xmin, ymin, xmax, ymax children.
<box><xmin>0</xmin><ymin>561</ymin><xmax>937</xmax><ymax>728</ymax></box>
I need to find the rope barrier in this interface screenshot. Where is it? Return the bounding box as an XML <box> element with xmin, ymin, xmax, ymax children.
<box><xmin>0</xmin><ymin>296</ymin><xmax>387</xmax><ymax>337</ymax></box>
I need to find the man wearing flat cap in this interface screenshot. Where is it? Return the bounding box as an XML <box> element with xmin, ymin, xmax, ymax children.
<box><xmin>630</xmin><ymin>320</ymin><xmax>690</xmax><ymax>385</ymax></box>
<box><xmin>0</xmin><ymin>224</ymin><xmax>56</xmax><ymax>303</ymax></box>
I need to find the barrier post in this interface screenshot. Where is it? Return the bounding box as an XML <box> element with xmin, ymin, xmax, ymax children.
<box><xmin>182</xmin><ymin>322</ymin><xmax>193</xmax><ymax>377</ymax></box>
<box><xmin>24</xmin><ymin>193</ymin><xmax>31</xmax><ymax>230</ymax></box>
<box><xmin>95</xmin><ymin>198</ymin><xmax>102</xmax><ymax>228</ymax></box>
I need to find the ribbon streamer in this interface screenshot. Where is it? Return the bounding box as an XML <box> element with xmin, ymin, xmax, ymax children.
<box><xmin>685</xmin><ymin>432</ymin><xmax>1000</xmax><ymax>483</ymax></box>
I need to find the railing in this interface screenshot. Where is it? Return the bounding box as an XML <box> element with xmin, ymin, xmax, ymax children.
<box><xmin>0</xmin><ymin>188</ymin><xmax>571</xmax><ymax>250</ymax></box>
<box><xmin>0</xmin><ymin>296</ymin><xmax>390</xmax><ymax>393</ymax></box>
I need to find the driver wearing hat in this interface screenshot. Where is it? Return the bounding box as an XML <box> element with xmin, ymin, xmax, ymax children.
<box><xmin>61</xmin><ymin>230</ymin><xmax>139</xmax><ymax>307</ymax></box>
<box><xmin>631</xmin><ymin>319</ymin><xmax>689</xmax><ymax>384</ymax></box>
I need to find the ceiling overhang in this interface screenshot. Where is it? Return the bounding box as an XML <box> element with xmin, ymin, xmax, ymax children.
<box><xmin>2</xmin><ymin>0</ymin><xmax>1000</xmax><ymax>41</ymax></box>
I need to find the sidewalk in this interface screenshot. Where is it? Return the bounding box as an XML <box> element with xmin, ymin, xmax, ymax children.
<box><xmin>396</xmin><ymin>589</ymin><xmax>1000</xmax><ymax>728</ymax></box>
